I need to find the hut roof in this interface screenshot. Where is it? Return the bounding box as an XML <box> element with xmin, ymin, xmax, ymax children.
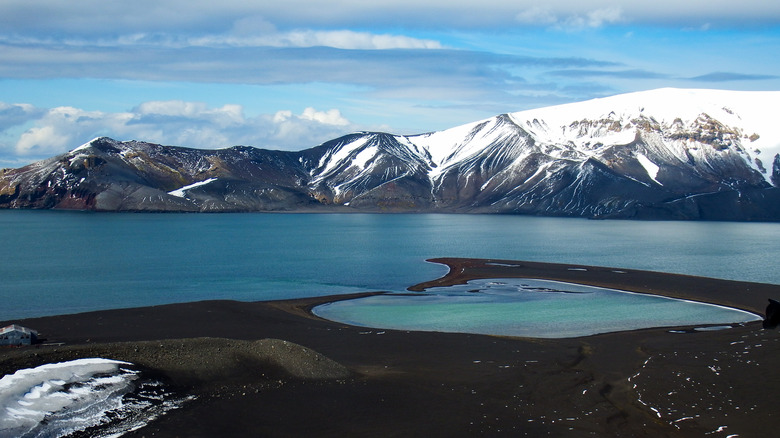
<box><xmin>0</xmin><ymin>324</ymin><xmax>38</xmax><ymax>335</ymax></box>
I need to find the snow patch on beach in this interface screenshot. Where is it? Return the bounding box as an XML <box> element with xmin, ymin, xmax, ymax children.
<box><xmin>0</xmin><ymin>358</ymin><xmax>187</xmax><ymax>438</ymax></box>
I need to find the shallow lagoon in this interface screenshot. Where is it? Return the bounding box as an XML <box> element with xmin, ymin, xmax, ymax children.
<box><xmin>313</xmin><ymin>279</ymin><xmax>763</xmax><ymax>338</ymax></box>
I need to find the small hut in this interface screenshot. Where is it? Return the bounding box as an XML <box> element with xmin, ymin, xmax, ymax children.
<box><xmin>0</xmin><ymin>324</ymin><xmax>38</xmax><ymax>346</ymax></box>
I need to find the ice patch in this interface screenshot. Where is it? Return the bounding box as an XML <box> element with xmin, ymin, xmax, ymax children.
<box><xmin>694</xmin><ymin>325</ymin><xmax>734</xmax><ymax>332</ymax></box>
<box><xmin>317</xmin><ymin>137</ymin><xmax>370</xmax><ymax>178</ymax></box>
<box><xmin>351</xmin><ymin>145</ymin><xmax>377</xmax><ymax>169</ymax></box>
<box><xmin>636</xmin><ymin>153</ymin><xmax>661</xmax><ymax>185</ymax></box>
<box><xmin>168</xmin><ymin>178</ymin><xmax>217</xmax><ymax>198</ymax></box>
<box><xmin>0</xmin><ymin>358</ymin><xmax>186</xmax><ymax>438</ymax></box>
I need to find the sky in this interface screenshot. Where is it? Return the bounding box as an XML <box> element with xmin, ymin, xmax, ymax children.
<box><xmin>1</xmin><ymin>1</ymin><xmax>780</xmax><ymax>167</ymax></box>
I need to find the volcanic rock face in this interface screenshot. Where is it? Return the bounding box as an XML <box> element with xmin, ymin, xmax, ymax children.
<box><xmin>1</xmin><ymin>89</ymin><xmax>779</xmax><ymax>220</ymax></box>
<box><xmin>0</xmin><ymin>138</ymin><xmax>318</xmax><ymax>212</ymax></box>
<box><xmin>772</xmin><ymin>154</ymin><xmax>780</xmax><ymax>187</ymax></box>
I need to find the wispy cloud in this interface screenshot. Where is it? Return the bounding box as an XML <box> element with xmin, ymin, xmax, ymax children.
<box><xmin>687</xmin><ymin>72</ymin><xmax>780</xmax><ymax>82</ymax></box>
<box><xmin>0</xmin><ymin>30</ymin><xmax>444</xmax><ymax>51</ymax></box>
<box><xmin>0</xmin><ymin>41</ymin><xmax>614</xmax><ymax>98</ymax></box>
<box><xmin>515</xmin><ymin>7</ymin><xmax>624</xmax><ymax>30</ymax></box>
<box><xmin>188</xmin><ymin>30</ymin><xmax>443</xmax><ymax>50</ymax></box>
<box><xmin>547</xmin><ymin>69</ymin><xmax>667</xmax><ymax>79</ymax></box>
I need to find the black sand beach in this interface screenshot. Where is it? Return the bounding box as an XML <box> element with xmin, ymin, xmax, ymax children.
<box><xmin>2</xmin><ymin>258</ymin><xmax>779</xmax><ymax>437</ymax></box>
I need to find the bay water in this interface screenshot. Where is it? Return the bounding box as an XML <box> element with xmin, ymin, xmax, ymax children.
<box><xmin>1</xmin><ymin>210</ymin><xmax>778</xmax><ymax>322</ymax></box>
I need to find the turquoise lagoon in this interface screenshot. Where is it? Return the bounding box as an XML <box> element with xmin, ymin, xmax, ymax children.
<box><xmin>1</xmin><ymin>210</ymin><xmax>777</xmax><ymax>335</ymax></box>
<box><xmin>312</xmin><ymin>279</ymin><xmax>762</xmax><ymax>338</ymax></box>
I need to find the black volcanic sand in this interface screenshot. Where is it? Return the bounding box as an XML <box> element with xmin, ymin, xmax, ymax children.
<box><xmin>2</xmin><ymin>258</ymin><xmax>780</xmax><ymax>437</ymax></box>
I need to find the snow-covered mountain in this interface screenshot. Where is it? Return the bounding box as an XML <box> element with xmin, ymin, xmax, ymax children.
<box><xmin>2</xmin><ymin>88</ymin><xmax>779</xmax><ymax>220</ymax></box>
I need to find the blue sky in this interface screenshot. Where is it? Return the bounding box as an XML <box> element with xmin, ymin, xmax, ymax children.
<box><xmin>1</xmin><ymin>1</ymin><xmax>780</xmax><ymax>166</ymax></box>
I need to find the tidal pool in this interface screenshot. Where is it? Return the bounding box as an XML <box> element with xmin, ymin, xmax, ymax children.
<box><xmin>312</xmin><ymin>279</ymin><xmax>762</xmax><ymax>338</ymax></box>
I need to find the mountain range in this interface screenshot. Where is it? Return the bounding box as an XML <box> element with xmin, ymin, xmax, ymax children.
<box><xmin>2</xmin><ymin>88</ymin><xmax>779</xmax><ymax>220</ymax></box>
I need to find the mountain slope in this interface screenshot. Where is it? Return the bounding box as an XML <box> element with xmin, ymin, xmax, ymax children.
<box><xmin>1</xmin><ymin>89</ymin><xmax>778</xmax><ymax>220</ymax></box>
<box><xmin>0</xmin><ymin>138</ymin><xmax>318</xmax><ymax>212</ymax></box>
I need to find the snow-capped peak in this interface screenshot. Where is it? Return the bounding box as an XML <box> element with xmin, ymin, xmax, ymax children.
<box><xmin>394</xmin><ymin>88</ymin><xmax>780</xmax><ymax>185</ymax></box>
<box><xmin>508</xmin><ymin>88</ymin><xmax>780</xmax><ymax>160</ymax></box>
<box><xmin>70</xmin><ymin>137</ymin><xmax>105</xmax><ymax>153</ymax></box>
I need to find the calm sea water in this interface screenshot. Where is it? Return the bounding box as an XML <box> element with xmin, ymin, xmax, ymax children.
<box><xmin>1</xmin><ymin>210</ymin><xmax>779</xmax><ymax>321</ymax></box>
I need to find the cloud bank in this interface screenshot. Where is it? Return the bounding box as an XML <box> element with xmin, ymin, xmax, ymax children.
<box><xmin>2</xmin><ymin>101</ymin><xmax>363</xmax><ymax>161</ymax></box>
<box><xmin>0</xmin><ymin>42</ymin><xmax>617</xmax><ymax>106</ymax></box>
<box><xmin>2</xmin><ymin>1</ymin><xmax>779</xmax><ymax>35</ymax></box>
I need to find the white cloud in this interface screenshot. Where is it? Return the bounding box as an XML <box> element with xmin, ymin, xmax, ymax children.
<box><xmin>133</xmin><ymin>101</ymin><xmax>244</xmax><ymax>127</ymax></box>
<box><xmin>268</xmin><ymin>30</ymin><xmax>443</xmax><ymax>50</ymax></box>
<box><xmin>16</xmin><ymin>125</ymin><xmax>62</xmax><ymax>154</ymax></box>
<box><xmin>14</xmin><ymin>106</ymin><xmax>133</xmax><ymax>156</ymax></box>
<box><xmin>267</xmin><ymin>107</ymin><xmax>354</xmax><ymax>149</ymax></box>
<box><xmin>516</xmin><ymin>6</ymin><xmax>624</xmax><ymax>29</ymax></box>
<box><xmin>135</xmin><ymin>100</ymin><xmax>210</xmax><ymax>117</ymax></box>
<box><xmin>137</xmin><ymin>29</ymin><xmax>443</xmax><ymax>50</ymax></box>
<box><xmin>4</xmin><ymin>101</ymin><xmax>360</xmax><ymax>159</ymax></box>
<box><xmin>273</xmin><ymin>107</ymin><xmax>349</xmax><ymax>127</ymax></box>
<box><xmin>272</xmin><ymin>110</ymin><xmax>293</xmax><ymax>124</ymax></box>
<box><xmin>515</xmin><ymin>7</ymin><xmax>559</xmax><ymax>26</ymax></box>
<box><xmin>299</xmin><ymin>107</ymin><xmax>349</xmax><ymax>126</ymax></box>
<box><xmin>587</xmin><ymin>7</ymin><xmax>624</xmax><ymax>27</ymax></box>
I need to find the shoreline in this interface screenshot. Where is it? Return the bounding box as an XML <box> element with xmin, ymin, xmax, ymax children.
<box><xmin>2</xmin><ymin>258</ymin><xmax>779</xmax><ymax>437</ymax></box>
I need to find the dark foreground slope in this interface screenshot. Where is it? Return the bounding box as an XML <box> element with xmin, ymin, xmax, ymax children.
<box><xmin>2</xmin><ymin>259</ymin><xmax>779</xmax><ymax>437</ymax></box>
